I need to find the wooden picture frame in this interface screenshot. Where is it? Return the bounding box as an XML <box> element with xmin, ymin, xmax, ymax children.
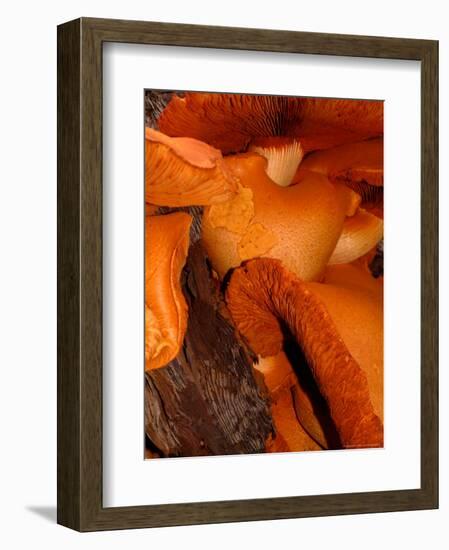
<box><xmin>57</xmin><ymin>17</ymin><xmax>438</xmax><ymax>531</ymax></box>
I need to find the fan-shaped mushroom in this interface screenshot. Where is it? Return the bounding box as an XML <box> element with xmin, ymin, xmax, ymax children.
<box><xmin>202</xmin><ymin>152</ymin><xmax>360</xmax><ymax>281</ymax></box>
<box><xmin>145</xmin><ymin>128</ymin><xmax>238</xmax><ymax>206</ymax></box>
<box><xmin>145</xmin><ymin>212</ymin><xmax>192</xmax><ymax>371</ymax></box>
<box><xmin>226</xmin><ymin>258</ymin><xmax>383</xmax><ymax>448</ymax></box>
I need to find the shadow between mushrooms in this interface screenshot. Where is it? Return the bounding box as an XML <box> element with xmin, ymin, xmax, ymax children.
<box><xmin>226</xmin><ymin>258</ymin><xmax>383</xmax><ymax>449</ymax></box>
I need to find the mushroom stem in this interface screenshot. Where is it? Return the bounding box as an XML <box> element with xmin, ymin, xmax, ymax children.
<box><xmin>226</xmin><ymin>258</ymin><xmax>383</xmax><ymax>448</ymax></box>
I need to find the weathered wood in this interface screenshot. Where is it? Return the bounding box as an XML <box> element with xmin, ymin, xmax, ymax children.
<box><xmin>145</xmin><ymin>241</ymin><xmax>273</xmax><ymax>457</ymax></box>
<box><xmin>145</xmin><ymin>90</ymin><xmax>174</xmax><ymax>128</ymax></box>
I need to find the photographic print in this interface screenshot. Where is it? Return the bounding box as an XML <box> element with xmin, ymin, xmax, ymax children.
<box><xmin>144</xmin><ymin>91</ymin><xmax>384</xmax><ymax>459</ymax></box>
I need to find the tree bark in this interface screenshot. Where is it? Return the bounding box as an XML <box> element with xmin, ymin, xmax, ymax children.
<box><xmin>145</xmin><ymin>241</ymin><xmax>273</xmax><ymax>457</ymax></box>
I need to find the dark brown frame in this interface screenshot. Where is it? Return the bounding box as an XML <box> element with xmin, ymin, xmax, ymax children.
<box><xmin>57</xmin><ymin>17</ymin><xmax>438</xmax><ymax>532</ymax></box>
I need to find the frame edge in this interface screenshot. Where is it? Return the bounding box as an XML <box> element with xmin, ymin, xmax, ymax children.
<box><xmin>57</xmin><ymin>18</ymin><xmax>82</xmax><ymax>531</ymax></box>
<box><xmin>420</xmin><ymin>38</ymin><xmax>439</xmax><ymax>510</ymax></box>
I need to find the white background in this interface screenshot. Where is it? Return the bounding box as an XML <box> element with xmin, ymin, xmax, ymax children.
<box><xmin>103</xmin><ymin>44</ymin><xmax>421</xmax><ymax>506</ymax></box>
<box><xmin>0</xmin><ymin>0</ymin><xmax>447</xmax><ymax>548</ymax></box>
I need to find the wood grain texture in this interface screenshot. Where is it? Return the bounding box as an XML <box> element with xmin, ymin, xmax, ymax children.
<box><xmin>57</xmin><ymin>19</ymin><xmax>81</xmax><ymax>531</ymax></box>
<box><xmin>145</xmin><ymin>242</ymin><xmax>272</xmax><ymax>457</ymax></box>
<box><xmin>420</xmin><ymin>40</ymin><xmax>439</xmax><ymax>504</ymax></box>
<box><xmin>57</xmin><ymin>17</ymin><xmax>438</xmax><ymax>531</ymax></box>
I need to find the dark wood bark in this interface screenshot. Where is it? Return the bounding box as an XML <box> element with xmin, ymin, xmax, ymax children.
<box><xmin>145</xmin><ymin>241</ymin><xmax>273</xmax><ymax>457</ymax></box>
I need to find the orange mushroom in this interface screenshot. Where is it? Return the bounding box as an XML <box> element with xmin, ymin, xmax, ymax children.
<box><xmin>226</xmin><ymin>258</ymin><xmax>383</xmax><ymax>448</ymax></box>
<box><xmin>256</xmin><ymin>353</ymin><xmax>323</xmax><ymax>452</ymax></box>
<box><xmin>248</xmin><ymin>137</ymin><xmax>304</xmax><ymax>187</ymax></box>
<box><xmin>145</xmin><ymin>128</ymin><xmax>238</xmax><ymax>206</ymax></box>
<box><xmin>266</xmin><ymin>388</ymin><xmax>323</xmax><ymax>453</ymax></box>
<box><xmin>145</xmin><ymin>212</ymin><xmax>192</xmax><ymax>371</ymax></box>
<box><xmin>202</xmin><ymin>152</ymin><xmax>360</xmax><ymax>281</ymax></box>
<box><xmin>328</xmin><ymin>208</ymin><xmax>383</xmax><ymax>265</ymax></box>
<box><xmin>296</xmin><ymin>137</ymin><xmax>383</xmax><ymax>210</ymax></box>
<box><xmin>289</xmin><ymin>98</ymin><xmax>383</xmax><ymax>155</ymax></box>
<box><xmin>296</xmin><ymin>139</ymin><xmax>384</xmax><ymax>264</ymax></box>
<box><xmin>298</xmin><ymin>263</ymin><xmax>383</xmax><ymax>431</ymax></box>
<box><xmin>158</xmin><ymin>94</ymin><xmax>300</xmax><ymax>154</ymax></box>
<box><xmin>158</xmin><ymin>93</ymin><xmax>383</xmax><ymax>171</ymax></box>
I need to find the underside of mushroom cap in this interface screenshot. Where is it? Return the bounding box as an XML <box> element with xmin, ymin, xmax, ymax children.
<box><xmin>158</xmin><ymin>93</ymin><xmax>300</xmax><ymax>153</ymax></box>
<box><xmin>145</xmin><ymin>128</ymin><xmax>238</xmax><ymax>206</ymax></box>
<box><xmin>290</xmin><ymin>99</ymin><xmax>383</xmax><ymax>153</ymax></box>
<box><xmin>145</xmin><ymin>212</ymin><xmax>192</xmax><ymax>370</ymax></box>
<box><xmin>158</xmin><ymin>92</ymin><xmax>383</xmax><ymax>155</ymax></box>
<box><xmin>226</xmin><ymin>258</ymin><xmax>383</xmax><ymax>448</ymax></box>
<box><xmin>248</xmin><ymin>137</ymin><xmax>304</xmax><ymax>187</ymax></box>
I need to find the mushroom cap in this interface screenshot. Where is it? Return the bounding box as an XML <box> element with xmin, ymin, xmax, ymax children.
<box><xmin>328</xmin><ymin>208</ymin><xmax>384</xmax><ymax>265</ymax></box>
<box><xmin>145</xmin><ymin>212</ymin><xmax>192</xmax><ymax>370</ymax></box>
<box><xmin>297</xmin><ymin>138</ymin><xmax>384</xmax><ymax>188</ymax></box>
<box><xmin>226</xmin><ymin>258</ymin><xmax>383</xmax><ymax>448</ymax></box>
<box><xmin>158</xmin><ymin>92</ymin><xmax>383</xmax><ymax>154</ymax></box>
<box><xmin>202</xmin><ymin>153</ymin><xmax>357</xmax><ymax>281</ymax></box>
<box><xmin>266</xmin><ymin>384</ymin><xmax>323</xmax><ymax>453</ymax></box>
<box><xmin>296</xmin><ymin>138</ymin><xmax>384</xmax><ymax>215</ymax></box>
<box><xmin>145</xmin><ymin>128</ymin><xmax>238</xmax><ymax>206</ymax></box>
<box><xmin>290</xmin><ymin>99</ymin><xmax>383</xmax><ymax>154</ymax></box>
<box><xmin>297</xmin><ymin>139</ymin><xmax>384</xmax><ymax>263</ymax></box>
<box><xmin>307</xmin><ymin>263</ymin><xmax>383</xmax><ymax>422</ymax></box>
<box><xmin>159</xmin><ymin>94</ymin><xmax>299</xmax><ymax>154</ymax></box>
<box><xmin>256</xmin><ymin>353</ymin><xmax>331</xmax><ymax>450</ymax></box>
<box><xmin>255</xmin><ymin>263</ymin><xmax>383</xmax><ymax>448</ymax></box>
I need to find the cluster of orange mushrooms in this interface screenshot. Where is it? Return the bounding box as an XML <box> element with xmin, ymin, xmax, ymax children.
<box><xmin>145</xmin><ymin>93</ymin><xmax>384</xmax><ymax>452</ymax></box>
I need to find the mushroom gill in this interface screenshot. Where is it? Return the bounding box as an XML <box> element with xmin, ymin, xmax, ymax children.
<box><xmin>248</xmin><ymin>137</ymin><xmax>304</xmax><ymax>187</ymax></box>
<box><xmin>289</xmin><ymin>99</ymin><xmax>383</xmax><ymax>154</ymax></box>
<box><xmin>202</xmin><ymin>152</ymin><xmax>359</xmax><ymax>281</ymax></box>
<box><xmin>158</xmin><ymin>92</ymin><xmax>383</xmax><ymax>156</ymax></box>
<box><xmin>158</xmin><ymin>93</ymin><xmax>298</xmax><ymax>154</ymax></box>
<box><xmin>145</xmin><ymin>128</ymin><xmax>238</xmax><ymax>206</ymax></box>
<box><xmin>145</xmin><ymin>212</ymin><xmax>192</xmax><ymax>371</ymax></box>
<box><xmin>226</xmin><ymin>258</ymin><xmax>383</xmax><ymax>448</ymax></box>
